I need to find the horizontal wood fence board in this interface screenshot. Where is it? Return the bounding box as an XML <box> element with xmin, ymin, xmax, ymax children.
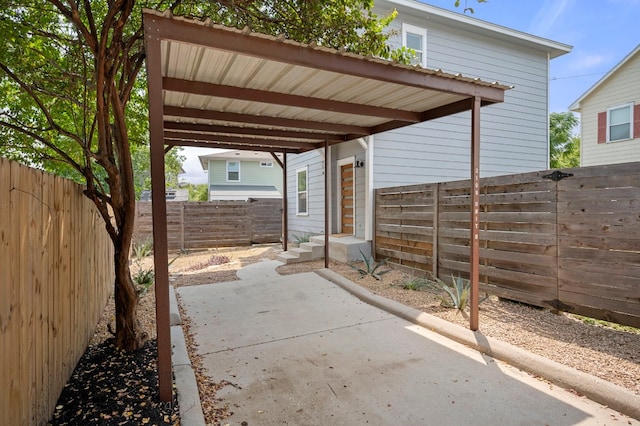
<box><xmin>375</xmin><ymin>163</ymin><xmax>640</xmax><ymax>327</ymax></box>
<box><xmin>559</xmin><ymin>172</ymin><xmax>640</xmax><ymax>189</ymax></box>
<box><xmin>559</xmin><ymin>245</ymin><xmax>640</xmax><ymax>264</ymax></box>
<box><xmin>134</xmin><ymin>199</ymin><xmax>281</xmax><ymax>250</ymax></box>
<box><xmin>439</xmin><ymin>228</ymin><xmax>557</xmax><ymax>245</ymax></box>
<box><xmin>559</xmin><ymin>235</ymin><xmax>640</xmax><ymax>251</ymax></box>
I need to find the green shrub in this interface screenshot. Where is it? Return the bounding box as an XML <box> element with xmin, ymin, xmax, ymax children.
<box><xmin>132</xmin><ymin>237</ymin><xmax>153</xmax><ymax>260</ymax></box>
<box><xmin>292</xmin><ymin>231</ymin><xmax>316</xmax><ymax>244</ymax></box>
<box><xmin>133</xmin><ymin>268</ymin><xmax>154</xmax><ymax>297</ymax></box>
<box><xmin>400</xmin><ymin>277</ymin><xmax>431</xmax><ymax>291</ymax></box>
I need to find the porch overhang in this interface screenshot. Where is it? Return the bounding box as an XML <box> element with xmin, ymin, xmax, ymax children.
<box><xmin>143</xmin><ymin>8</ymin><xmax>509</xmax><ymax>402</ymax></box>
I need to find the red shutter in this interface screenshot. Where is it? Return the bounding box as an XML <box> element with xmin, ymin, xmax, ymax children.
<box><xmin>634</xmin><ymin>104</ymin><xmax>640</xmax><ymax>139</ymax></box>
<box><xmin>597</xmin><ymin>111</ymin><xmax>607</xmax><ymax>144</ymax></box>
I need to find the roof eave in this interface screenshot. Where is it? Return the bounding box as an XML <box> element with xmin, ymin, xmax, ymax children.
<box><xmin>383</xmin><ymin>0</ymin><xmax>572</xmax><ymax>59</ymax></box>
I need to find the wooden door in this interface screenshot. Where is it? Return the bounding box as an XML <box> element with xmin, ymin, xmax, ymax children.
<box><xmin>340</xmin><ymin>163</ymin><xmax>354</xmax><ymax>234</ymax></box>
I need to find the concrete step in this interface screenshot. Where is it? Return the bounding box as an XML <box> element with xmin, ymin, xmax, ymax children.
<box><xmin>309</xmin><ymin>235</ymin><xmax>371</xmax><ymax>263</ymax></box>
<box><xmin>276</xmin><ymin>252</ymin><xmax>302</xmax><ymax>264</ymax></box>
<box><xmin>289</xmin><ymin>247</ymin><xmax>314</xmax><ymax>262</ymax></box>
<box><xmin>299</xmin><ymin>241</ymin><xmax>325</xmax><ymax>258</ymax></box>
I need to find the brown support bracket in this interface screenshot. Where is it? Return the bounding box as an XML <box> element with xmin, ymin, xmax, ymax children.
<box><xmin>270</xmin><ymin>152</ymin><xmax>284</xmax><ymax>169</ymax></box>
<box><xmin>164</xmin><ymin>145</ymin><xmax>174</xmax><ymax>154</ymax></box>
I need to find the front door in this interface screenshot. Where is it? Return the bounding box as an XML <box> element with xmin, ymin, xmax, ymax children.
<box><xmin>340</xmin><ymin>163</ymin><xmax>354</xmax><ymax>235</ymax></box>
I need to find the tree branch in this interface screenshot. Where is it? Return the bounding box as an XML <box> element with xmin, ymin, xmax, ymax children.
<box><xmin>0</xmin><ymin>119</ymin><xmax>84</xmax><ymax>173</ymax></box>
<box><xmin>0</xmin><ymin>62</ymin><xmax>84</xmax><ymax>146</ymax></box>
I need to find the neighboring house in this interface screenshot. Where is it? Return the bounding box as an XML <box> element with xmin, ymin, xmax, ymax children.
<box><xmin>139</xmin><ymin>189</ymin><xmax>188</xmax><ymax>201</ymax></box>
<box><xmin>569</xmin><ymin>44</ymin><xmax>640</xmax><ymax>166</ymax></box>
<box><xmin>199</xmin><ymin>150</ymin><xmax>283</xmax><ymax>200</ymax></box>
<box><xmin>285</xmin><ymin>0</ymin><xmax>571</xmax><ymax>243</ymax></box>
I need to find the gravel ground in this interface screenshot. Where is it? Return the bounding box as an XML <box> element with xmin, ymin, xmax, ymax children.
<box><xmin>64</xmin><ymin>244</ymin><xmax>639</xmax><ymax>426</ymax></box>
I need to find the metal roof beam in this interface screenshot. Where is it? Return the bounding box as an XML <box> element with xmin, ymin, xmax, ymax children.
<box><xmin>164</xmin><ymin>77</ymin><xmax>422</xmax><ymax>122</ymax></box>
<box><xmin>165</xmin><ymin>139</ymin><xmax>304</xmax><ymax>153</ymax></box>
<box><xmin>164</xmin><ymin>106</ymin><xmax>369</xmax><ymax>136</ymax></box>
<box><xmin>163</xmin><ymin>121</ymin><xmax>343</xmax><ymax>141</ymax></box>
<box><xmin>164</xmin><ymin>132</ymin><xmax>318</xmax><ymax>150</ymax></box>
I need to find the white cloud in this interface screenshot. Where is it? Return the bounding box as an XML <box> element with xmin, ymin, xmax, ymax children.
<box><xmin>528</xmin><ymin>0</ymin><xmax>572</xmax><ymax>36</ymax></box>
<box><xmin>179</xmin><ymin>147</ymin><xmax>228</xmax><ymax>185</ymax></box>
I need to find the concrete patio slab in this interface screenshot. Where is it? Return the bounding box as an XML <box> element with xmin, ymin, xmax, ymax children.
<box><xmin>177</xmin><ymin>269</ymin><xmax>639</xmax><ymax>425</ymax></box>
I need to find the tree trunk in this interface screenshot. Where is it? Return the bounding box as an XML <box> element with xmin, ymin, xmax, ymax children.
<box><xmin>113</xmin><ymin>243</ymin><xmax>147</xmax><ymax>351</ymax></box>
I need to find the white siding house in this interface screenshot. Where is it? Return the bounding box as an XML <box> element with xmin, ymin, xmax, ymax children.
<box><xmin>569</xmin><ymin>44</ymin><xmax>640</xmax><ymax>166</ymax></box>
<box><xmin>286</xmin><ymin>0</ymin><xmax>571</xmax><ymax>242</ymax></box>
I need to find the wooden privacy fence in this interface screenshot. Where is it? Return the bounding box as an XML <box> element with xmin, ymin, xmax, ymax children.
<box><xmin>375</xmin><ymin>162</ymin><xmax>640</xmax><ymax>328</ymax></box>
<box><xmin>134</xmin><ymin>198</ymin><xmax>282</xmax><ymax>250</ymax></box>
<box><xmin>0</xmin><ymin>158</ymin><xmax>114</xmax><ymax>426</ymax></box>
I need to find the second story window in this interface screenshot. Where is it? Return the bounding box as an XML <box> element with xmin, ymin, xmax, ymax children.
<box><xmin>402</xmin><ymin>23</ymin><xmax>427</xmax><ymax>67</ymax></box>
<box><xmin>227</xmin><ymin>160</ymin><xmax>240</xmax><ymax>181</ymax></box>
<box><xmin>608</xmin><ymin>103</ymin><xmax>633</xmax><ymax>142</ymax></box>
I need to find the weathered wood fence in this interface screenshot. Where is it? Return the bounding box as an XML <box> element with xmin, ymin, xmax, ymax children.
<box><xmin>134</xmin><ymin>198</ymin><xmax>282</xmax><ymax>250</ymax></box>
<box><xmin>375</xmin><ymin>162</ymin><xmax>640</xmax><ymax>328</ymax></box>
<box><xmin>0</xmin><ymin>158</ymin><xmax>114</xmax><ymax>426</ymax></box>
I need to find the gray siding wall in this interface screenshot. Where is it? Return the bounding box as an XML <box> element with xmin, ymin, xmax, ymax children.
<box><xmin>208</xmin><ymin>159</ymin><xmax>283</xmax><ymax>192</ymax></box>
<box><xmin>372</xmin><ymin>4</ymin><xmax>550</xmax><ymax>188</ymax></box>
<box><xmin>285</xmin><ymin>151</ymin><xmax>326</xmax><ymax>240</ymax></box>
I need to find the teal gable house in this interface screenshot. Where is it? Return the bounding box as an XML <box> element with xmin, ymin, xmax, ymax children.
<box><xmin>199</xmin><ymin>150</ymin><xmax>283</xmax><ymax>201</ymax></box>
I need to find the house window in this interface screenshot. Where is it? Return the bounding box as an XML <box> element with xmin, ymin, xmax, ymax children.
<box><xmin>607</xmin><ymin>103</ymin><xmax>633</xmax><ymax>142</ymax></box>
<box><xmin>226</xmin><ymin>161</ymin><xmax>240</xmax><ymax>181</ymax></box>
<box><xmin>402</xmin><ymin>23</ymin><xmax>427</xmax><ymax>67</ymax></box>
<box><xmin>296</xmin><ymin>167</ymin><xmax>308</xmax><ymax>215</ymax></box>
<box><xmin>260</xmin><ymin>161</ymin><xmax>274</xmax><ymax>168</ymax></box>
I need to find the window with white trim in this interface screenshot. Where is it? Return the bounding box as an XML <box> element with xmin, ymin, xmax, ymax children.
<box><xmin>402</xmin><ymin>23</ymin><xmax>427</xmax><ymax>67</ymax></box>
<box><xmin>226</xmin><ymin>160</ymin><xmax>240</xmax><ymax>181</ymax></box>
<box><xmin>260</xmin><ymin>161</ymin><xmax>274</xmax><ymax>168</ymax></box>
<box><xmin>296</xmin><ymin>167</ymin><xmax>308</xmax><ymax>215</ymax></box>
<box><xmin>607</xmin><ymin>103</ymin><xmax>633</xmax><ymax>142</ymax></box>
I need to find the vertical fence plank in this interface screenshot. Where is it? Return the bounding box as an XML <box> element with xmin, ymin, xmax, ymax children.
<box><xmin>0</xmin><ymin>159</ymin><xmax>115</xmax><ymax>425</ymax></box>
<box><xmin>0</xmin><ymin>158</ymin><xmax>12</xmax><ymax>425</ymax></box>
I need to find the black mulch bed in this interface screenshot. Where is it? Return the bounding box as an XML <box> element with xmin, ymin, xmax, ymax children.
<box><xmin>48</xmin><ymin>339</ymin><xmax>179</xmax><ymax>425</ymax></box>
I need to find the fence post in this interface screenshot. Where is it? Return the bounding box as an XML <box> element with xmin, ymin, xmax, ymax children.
<box><xmin>433</xmin><ymin>183</ymin><xmax>439</xmax><ymax>278</ymax></box>
<box><xmin>180</xmin><ymin>202</ymin><xmax>185</xmax><ymax>251</ymax></box>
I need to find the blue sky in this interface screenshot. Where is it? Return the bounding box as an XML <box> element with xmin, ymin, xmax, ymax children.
<box><xmin>426</xmin><ymin>0</ymin><xmax>640</xmax><ymax>112</ymax></box>
<box><xmin>179</xmin><ymin>0</ymin><xmax>640</xmax><ymax>183</ymax></box>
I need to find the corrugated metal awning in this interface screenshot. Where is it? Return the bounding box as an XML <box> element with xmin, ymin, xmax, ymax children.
<box><xmin>143</xmin><ymin>9</ymin><xmax>510</xmax><ymax>154</ymax></box>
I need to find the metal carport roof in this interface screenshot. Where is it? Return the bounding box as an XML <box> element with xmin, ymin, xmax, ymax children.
<box><xmin>142</xmin><ymin>8</ymin><xmax>510</xmax><ymax>401</ymax></box>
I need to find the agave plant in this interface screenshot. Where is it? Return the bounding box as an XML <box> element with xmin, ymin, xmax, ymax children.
<box><xmin>350</xmin><ymin>250</ymin><xmax>390</xmax><ymax>280</ymax></box>
<box><xmin>437</xmin><ymin>274</ymin><xmax>487</xmax><ymax>316</ymax></box>
<box><xmin>435</xmin><ymin>274</ymin><xmax>470</xmax><ymax>313</ymax></box>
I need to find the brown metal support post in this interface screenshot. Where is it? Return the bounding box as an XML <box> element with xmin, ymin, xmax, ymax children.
<box><xmin>470</xmin><ymin>96</ymin><xmax>481</xmax><ymax>331</ymax></box>
<box><xmin>144</xmin><ymin>30</ymin><xmax>172</xmax><ymax>401</ymax></box>
<box><xmin>270</xmin><ymin>152</ymin><xmax>287</xmax><ymax>251</ymax></box>
<box><xmin>324</xmin><ymin>140</ymin><xmax>329</xmax><ymax>269</ymax></box>
<box><xmin>282</xmin><ymin>153</ymin><xmax>288</xmax><ymax>251</ymax></box>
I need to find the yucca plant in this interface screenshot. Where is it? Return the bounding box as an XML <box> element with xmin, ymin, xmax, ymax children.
<box><xmin>350</xmin><ymin>250</ymin><xmax>390</xmax><ymax>280</ymax></box>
